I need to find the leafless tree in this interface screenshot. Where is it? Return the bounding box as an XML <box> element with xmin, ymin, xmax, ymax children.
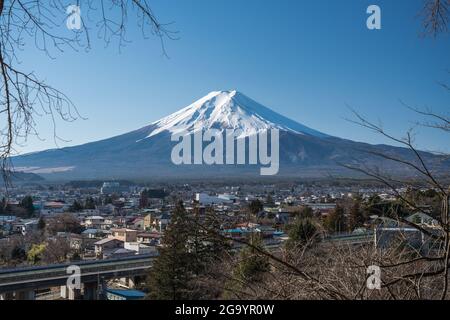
<box><xmin>41</xmin><ymin>237</ymin><xmax>71</xmax><ymax>264</ymax></box>
<box><xmin>189</xmin><ymin>209</ymin><xmax>356</xmax><ymax>300</ymax></box>
<box><xmin>334</xmin><ymin>10</ymin><xmax>450</xmax><ymax>297</ymax></box>
<box><xmin>339</xmin><ymin>80</ymin><xmax>449</xmax><ymax>299</ymax></box>
<box><xmin>0</xmin><ymin>0</ymin><xmax>175</xmax><ymax>183</ymax></box>
<box><xmin>185</xmin><ymin>85</ymin><xmax>449</xmax><ymax>300</ymax></box>
<box><xmin>235</xmin><ymin>240</ymin><xmax>446</xmax><ymax>300</ymax></box>
<box><xmin>421</xmin><ymin>0</ymin><xmax>450</xmax><ymax>37</ymax></box>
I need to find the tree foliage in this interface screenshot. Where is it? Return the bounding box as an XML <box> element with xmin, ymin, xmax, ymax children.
<box><xmin>47</xmin><ymin>213</ymin><xmax>82</xmax><ymax>235</ymax></box>
<box><xmin>146</xmin><ymin>201</ymin><xmax>229</xmax><ymax>299</ymax></box>
<box><xmin>19</xmin><ymin>195</ymin><xmax>34</xmax><ymax>217</ymax></box>
<box><xmin>146</xmin><ymin>201</ymin><xmax>195</xmax><ymax>299</ymax></box>
<box><xmin>324</xmin><ymin>205</ymin><xmax>346</xmax><ymax>233</ymax></box>
<box><xmin>286</xmin><ymin>218</ymin><xmax>320</xmax><ymax>248</ymax></box>
<box><xmin>347</xmin><ymin>198</ymin><xmax>366</xmax><ymax>231</ymax></box>
<box><xmin>84</xmin><ymin>197</ymin><xmax>96</xmax><ymax>210</ymax></box>
<box><xmin>0</xmin><ymin>0</ymin><xmax>175</xmax><ymax>177</ymax></box>
<box><xmin>69</xmin><ymin>200</ymin><xmax>83</xmax><ymax>212</ymax></box>
<box><xmin>232</xmin><ymin>234</ymin><xmax>270</xmax><ymax>284</ymax></box>
<box><xmin>248</xmin><ymin>199</ymin><xmax>263</xmax><ymax>215</ymax></box>
<box><xmin>27</xmin><ymin>243</ymin><xmax>46</xmax><ymax>264</ymax></box>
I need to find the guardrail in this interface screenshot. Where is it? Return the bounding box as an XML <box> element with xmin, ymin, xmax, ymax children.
<box><xmin>324</xmin><ymin>232</ymin><xmax>374</xmax><ymax>244</ymax></box>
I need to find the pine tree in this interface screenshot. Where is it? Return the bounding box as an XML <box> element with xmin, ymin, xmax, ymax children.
<box><xmin>147</xmin><ymin>201</ymin><xmax>194</xmax><ymax>300</ymax></box>
<box><xmin>223</xmin><ymin>234</ymin><xmax>269</xmax><ymax>297</ymax></box>
<box><xmin>286</xmin><ymin>218</ymin><xmax>320</xmax><ymax>248</ymax></box>
<box><xmin>248</xmin><ymin>199</ymin><xmax>263</xmax><ymax>215</ymax></box>
<box><xmin>188</xmin><ymin>207</ymin><xmax>230</xmax><ymax>276</ymax></box>
<box><xmin>103</xmin><ymin>196</ymin><xmax>113</xmax><ymax>205</ymax></box>
<box><xmin>69</xmin><ymin>200</ymin><xmax>83</xmax><ymax>212</ymax></box>
<box><xmin>139</xmin><ymin>191</ymin><xmax>149</xmax><ymax>209</ymax></box>
<box><xmin>84</xmin><ymin>197</ymin><xmax>96</xmax><ymax>210</ymax></box>
<box><xmin>348</xmin><ymin>198</ymin><xmax>365</xmax><ymax>232</ymax></box>
<box><xmin>265</xmin><ymin>194</ymin><xmax>275</xmax><ymax>206</ymax></box>
<box><xmin>233</xmin><ymin>233</ymin><xmax>270</xmax><ymax>284</ymax></box>
<box><xmin>0</xmin><ymin>197</ymin><xmax>4</xmax><ymax>215</ymax></box>
<box><xmin>38</xmin><ymin>216</ymin><xmax>46</xmax><ymax>232</ymax></box>
<box><xmin>298</xmin><ymin>206</ymin><xmax>314</xmax><ymax>218</ymax></box>
<box><xmin>324</xmin><ymin>205</ymin><xmax>346</xmax><ymax>233</ymax></box>
<box><xmin>20</xmin><ymin>195</ymin><xmax>34</xmax><ymax>217</ymax></box>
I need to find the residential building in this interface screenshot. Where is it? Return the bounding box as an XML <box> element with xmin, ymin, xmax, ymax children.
<box><xmin>94</xmin><ymin>238</ymin><xmax>124</xmax><ymax>257</ymax></box>
<box><xmin>109</xmin><ymin>228</ymin><xmax>138</xmax><ymax>242</ymax></box>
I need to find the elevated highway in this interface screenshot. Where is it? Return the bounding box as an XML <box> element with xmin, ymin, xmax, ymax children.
<box><xmin>0</xmin><ymin>254</ymin><xmax>156</xmax><ymax>299</ymax></box>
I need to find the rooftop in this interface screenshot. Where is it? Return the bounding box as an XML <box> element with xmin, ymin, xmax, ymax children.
<box><xmin>106</xmin><ymin>289</ymin><xmax>145</xmax><ymax>298</ymax></box>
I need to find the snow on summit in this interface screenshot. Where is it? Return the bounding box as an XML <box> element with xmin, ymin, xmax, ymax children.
<box><xmin>146</xmin><ymin>90</ymin><xmax>329</xmax><ymax>138</ymax></box>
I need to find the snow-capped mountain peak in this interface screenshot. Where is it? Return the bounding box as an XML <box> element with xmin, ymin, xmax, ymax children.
<box><xmin>147</xmin><ymin>90</ymin><xmax>329</xmax><ymax>138</ymax></box>
<box><xmin>12</xmin><ymin>90</ymin><xmax>446</xmax><ymax>180</ymax></box>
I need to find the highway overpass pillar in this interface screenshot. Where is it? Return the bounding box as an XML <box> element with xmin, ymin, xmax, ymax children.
<box><xmin>119</xmin><ymin>277</ymin><xmax>136</xmax><ymax>288</ymax></box>
<box><xmin>128</xmin><ymin>277</ymin><xmax>136</xmax><ymax>288</ymax></box>
<box><xmin>60</xmin><ymin>286</ymin><xmax>68</xmax><ymax>299</ymax></box>
<box><xmin>83</xmin><ymin>282</ymin><xmax>98</xmax><ymax>300</ymax></box>
<box><xmin>15</xmin><ymin>290</ymin><xmax>36</xmax><ymax>300</ymax></box>
<box><xmin>0</xmin><ymin>292</ymin><xmax>14</xmax><ymax>300</ymax></box>
<box><xmin>61</xmin><ymin>286</ymin><xmax>81</xmax><ymax>300</ymax></box>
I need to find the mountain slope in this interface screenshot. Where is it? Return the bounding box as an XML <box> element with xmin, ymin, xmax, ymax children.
<box><xmin>10</xmin><ymin>90</ymin><xmax>448</xmax><ymax>180</ymax></box>
<box><xmin>146</xmin><ymin>90</ymin><xmax>329</xmax><ymax>138</ymax></box>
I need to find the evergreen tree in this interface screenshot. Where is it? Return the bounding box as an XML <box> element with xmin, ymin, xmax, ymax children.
<box><xmin>265</xmin><ymin>194</ymin><xmax>275</xmax><ymax>206</ymax></box>
<box><xmin>348</xmin><ymin>198</ymin><xmax>365</xmax><ymax>232</ymax></box>
<box><xmin>139</xmin><ymin>191</ymin><xmax>149</xmax><ymax>209</ymax></box>
<box><xmin>84</xmin><ymin>197</ymin><xmax>96</xmax><ymax>210</ymax></box>
<box><xmin>0</xmin><ymin>197</ymin><xmax>4</xmax><ymax>215</ymax></box>
<box><xmin>297</xmin><ymin>206</ymin><xmax>314</xmax><ymax>218</ymax></box>
<box><xmin>11</xmin><ymin>245</ymin><xmax>26</xmax><ymax>262</ymax></box>
<box><xmin>324</xmin><ymin>205</ymin><xmax>346</xmax><ymax>233</ymax></box>
<box><xmin>248</xmin><ymin>199</ymin><xmax>263</xmax><ymax>215</ymax></box>
<box><xmin>286</xmin><ymin>218</ymin><xmax>320</xmax><ymax>248</ymax></box>
<box><xmin>20</xmin><ymin>195</ymin><xmax>34</xmax><ymax>217</ymax></box>
<box><xmin>69</xmin><ymin>200</ymin><xmax>84</xmax><ymax>212</ymax></box>
<box><xmin>147</xmin><ymin>201</ymin><xmax>194</xmax><ymax>300</ymax></box>
<box><xmin>223</xmin><ymin>234</ymin><xmax>270</xmax><ymax>298</ymax></box>
<box><xmin>364</xmin><ymin>195</ymin><xmax>407</xmax><ymax>218</ymax></box>
<box><xmin>37</xmin><ymin>216</ymin><xmax>46</xmax><ymax>232</ymax></box>
<box><xmin>188</xmin><ymin>207</ymin><xmax>230</xmax><ymax>277</ymax></box>
<box><xmin>233</xmin><ymin>233</ymin><xmax>270</xmax><ymax>284</ymax></box>
<box><xmin>103</xmin><ymin>195</ymin><xmax>113</xmax><ymax>205</ymax></box>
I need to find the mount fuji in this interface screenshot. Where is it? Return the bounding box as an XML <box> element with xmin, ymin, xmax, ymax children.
<box><xmin>11</xmin><ymin>90</ymin><xmax>448</xmax><ymax>180</ymax></box>
<box><xmin>146</xmin><ymin>90</ymin><xmax>328</xmax><ymax>139</ymax></box>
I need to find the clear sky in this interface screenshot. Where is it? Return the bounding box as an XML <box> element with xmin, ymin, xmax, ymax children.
<box><xmin>15</xmin><ymin>0</ymin><xmax>450</xmax><ymax>155</ymax></box>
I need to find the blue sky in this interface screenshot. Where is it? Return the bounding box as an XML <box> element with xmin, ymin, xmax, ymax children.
<box><xmin>16</xmin><ymin>0</ymin><xmax>450</xmax><ymax>154</ymax></box>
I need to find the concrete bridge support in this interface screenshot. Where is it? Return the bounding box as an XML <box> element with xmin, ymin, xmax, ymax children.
<box><xmin>119</xmin><ymin>276</ymin><xmax>137</xmax><ymax>288</ymax></box>
<box><xmin>68</xmin><ymin>287</ymin><xmax>81</xmax><ymax>300</ymax></box>
<box><xmin>15</xmin><ymin>290</ymin><xmax>36</xmax><ymax>300</ymax></box>
<box><xmin>128</xmin><ymin>277</ymin><xmax>135</xmax><ymax>288</ymax></box>
<box><xmin>83</xmin><ymin>282</ymin><xmax>98</xmax><ymax>300</ymax></box>
<box><xmin>60</xmin><ymin>285</ymin><xmax>81</xmax><ymax>300</ymax></box>
<box><xmin>60</xmin><ymin>286</ymin><xmax>68</xmax><ymax>299</ymax></box>
<box><xmin>0</xmin><ymin>292</ymin><xmax>14</xmax><ymax>300</ymax></box>
<box><xmin>0</xmin><ymin>254</ymin><xmax>154</xmax><ymax>299</ymax></box>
